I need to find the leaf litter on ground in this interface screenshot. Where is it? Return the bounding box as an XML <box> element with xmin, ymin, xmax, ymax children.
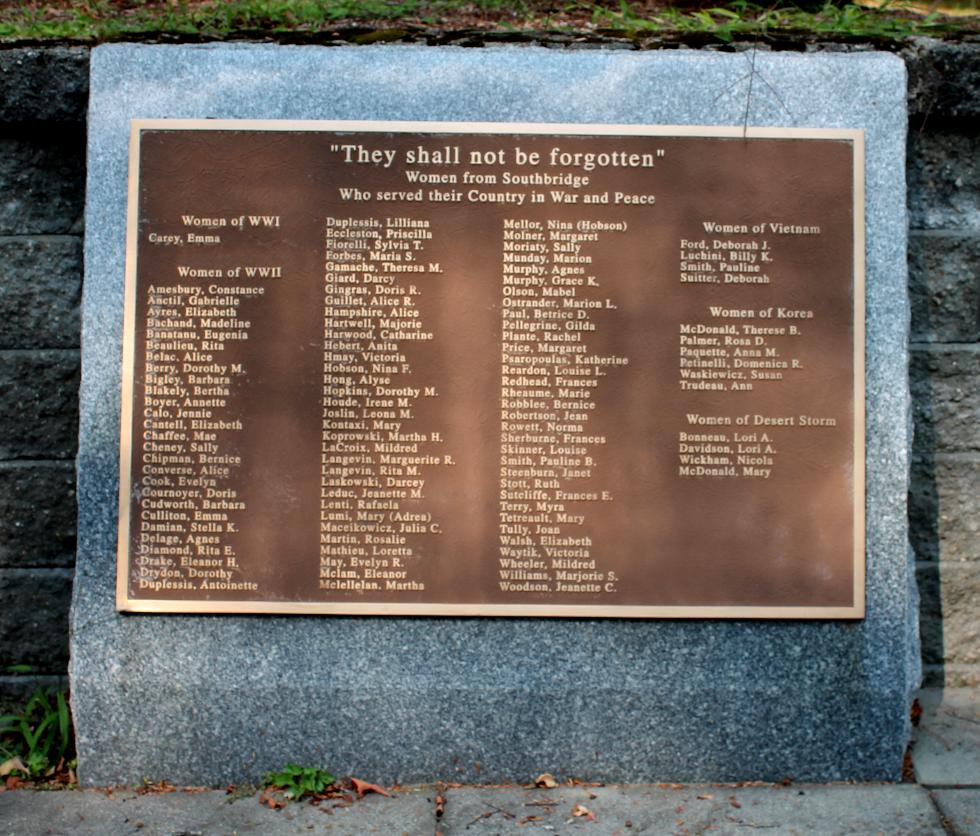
<box><xmin>1</xmin><ymin>756</ymin><xmax>76</xmax><ymax>790</ymax></box>
<box><xmin>571</xmin><ymin>801</ymin><xmax>597</xmax><ymax>821</ymax></box>
<box><xmin>259</xmin><ymin>773</ymin><xmax>393</xmax><ymax>811</ymax></box>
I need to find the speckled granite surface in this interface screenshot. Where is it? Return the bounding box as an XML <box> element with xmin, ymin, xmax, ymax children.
<box><xmin>73</xmin><ymin>44</ymin><xmax>912</xmax><ymax>785</ymax></box>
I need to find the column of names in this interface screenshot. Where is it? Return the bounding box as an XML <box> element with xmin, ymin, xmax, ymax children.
<box><xmin>319</xmin><ymin>216</ymin><xmax>453</xmax><ymax>594</ymax></box>
<box><xmin>498</xmin><ymin>217</ymin><xmax>629</xmax><ymax>597</ymax></box>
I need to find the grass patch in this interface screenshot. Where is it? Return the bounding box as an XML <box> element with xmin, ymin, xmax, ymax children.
<box><xmin>585</xmin><ymin>0</ymin><xmax>962</xmax><ymax>40</ymax></box>
<box><xmin>0</xmin><ymin>687</ymin><xmax>75</xmax><ymax>783</ymax></box>
<box><xmin>0</xmin><ymin>0</ymin><xmax>974</xmax><ymax>43</ymax></box>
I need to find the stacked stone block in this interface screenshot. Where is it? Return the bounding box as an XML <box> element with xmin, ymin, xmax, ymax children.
<box><xmin>906</xmin><ymin>41</ymin><xmax>980</xmax><ymax>686</ymax></box>
<box><xmin>0</xmin><ymin>48</ymin><xmax>87</xmax><ymax>703</ymax></box>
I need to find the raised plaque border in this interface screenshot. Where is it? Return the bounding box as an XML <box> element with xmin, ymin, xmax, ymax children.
<box><xmin>117</xmin><ymin>118</ymin><xmax>866</xmax><ymax>619</ymax></box>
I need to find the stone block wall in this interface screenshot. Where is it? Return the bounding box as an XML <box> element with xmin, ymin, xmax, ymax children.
<box><xmin>0</xmin><ymin>48</ymin><xmax>87</xmax><ymax>704</ymax></box>
<box><xmin>907</xmin><ymin>40</ymin><xmax>980</xmax><ymax>686</ymax></box>
<box><xmin>0</xmin><ymin>40</ymin><xmax>976</xmax><ymax>701</ymax></box>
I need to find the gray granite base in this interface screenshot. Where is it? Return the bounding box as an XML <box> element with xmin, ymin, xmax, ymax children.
<box><xmin>72</xmin><ymin>44</ymin><xmax>913</xmax><ymax>785</ymax></box>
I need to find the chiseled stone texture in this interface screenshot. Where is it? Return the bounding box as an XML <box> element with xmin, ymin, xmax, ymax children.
<box><xmin>905</xmin><ymin>39</ymin><xmax>980</xmax><ymax>122</ymax></box>
<box><xmin>0</xmin><ymin>462</ymin><xmax>76</xmax><ymax>569</ymax></box>
<box><xmin>907</xmin><ymin>127</ymin><xmax>980</xmax><ymax>231</ymax></box>
<box><xmin>917</xmin><ymin>562</ymin><xmax>980</xmax><ymax>667</ymax></box>
<box><xmin>904</xmin><ymin>39</ymin><xmax>980</xmax><ymax>692</ymax></box>
<box><xmin>910</xmin><ymin>456</ymin><xmax>980</xmax><ymax>563</ymax></box>
<box><xmin>911</xmin><ymin>346</ymin><xmax>980</xmax><ymax>454</ymax></box>
<box><xmin>0</xmin><ymin>350</ymin><xmax>80</xmax><ymax>460</ymax></box>
<box><xmin>0</xmin><ymin>568</ymin><xmax>73</xmax><ymax>670</ymax></box>
<box><xmin>0</xmin><ymin>129</ymin><xmax>86</xmax><ymax>235</ymax></box>
<box><xmin>908</xmin><ymin>233</ymin><xmax>980</xmax><ymax>343</ymax></box>
<box><xmin>73</xmin><ymin>45</ymin><xmax>913</xmax><ymax>786</ymax></box>
<box><xmin>0</xmin><ymin>237</ymin><xmax>82</xmax><ymax>349</ymax></box>
<box><xmin>0</xmin><ymin>47</ymin><xmax>89</xmax><ymax>123</ymax></box>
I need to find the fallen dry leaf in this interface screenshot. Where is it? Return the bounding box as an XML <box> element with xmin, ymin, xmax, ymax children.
<box><xmin>309</xmin><ymin>782</ymin><xmax>352</xmax><ymax>805</ymax></box>
<box><xmin>568</xmin><ymin>778</ymin><xmax>602</xmax><ymax>787</ymax></box>
<box><xmin>259</xmin><ymin>790</ymin><xmax>287</xmax><ymax>809</ymax></box>
<box><xmin>572</xmin><ymin>802</ymin><xmax>596</xmax><ymax>821</ymax></box>
<box><xmin>519</xmin><ymin>814</ymin><xmax>543</xmax><ymax>824</ymax></box>
<box><xmin>135</xmin><ymin>780</ymin><xmax>176</xmax><ymax>795</ymax></box>
<box><xmin>350</xmin><ymin>777</ymin><xmax>390</xmax><ymax>799</ymax></box>
<box><xmin>728</xmin><ymin>796</ymin><xmax>742</xmax><ymax>809</ymax></box>
<box><xmin>697</xmin><ymin>794</ymin><xmax>714</xmax><ymax>800</ymax></box>
<box><xmin>317</xmin><ymin>793</ymin><xmax>354</xmax><ymax>811</ymax></box>
<box><xmin>534</xmin><ymin>773</ymin><xmax>558</xmax><ymax>789</ymax></box>
<box><xmin>328</xmin><ymin>793</ymin><xmax>354</xmax><ymax>807</ymax></box>
<box><xmin>0</xmin><ymin>758</ymin><xmax>26</xmax><ymax>778</ymax></box>
<box><xmin>903</xmin><ymin>748</ymin><xmax>917</xmax><ymax>783</ymax></box>
<box><xmin>435</xmin><ymin>790</ymin><xmax>446</xmax><ymax>818</ymax></box>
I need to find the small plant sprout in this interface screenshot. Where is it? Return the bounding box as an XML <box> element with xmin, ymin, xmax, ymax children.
<box><xmin>262</xmin><ymin>764</ymin><xmax>337</xmax><ymax>800</ymax></box>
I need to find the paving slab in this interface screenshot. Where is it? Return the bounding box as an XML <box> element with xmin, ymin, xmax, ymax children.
<box><xmin>437</xmin><ymin>784</ymin><xmax>945</xmax><ymax>835</ymax></box>
<box><xmin>932</xmin><ymin>789</ymin><xmax>980</xmax><ymax>835</ymax></box>
<box><xmin>912</xmin><ymin>688</ymin><xmax>980</xmax><ymax>786</ymax></box>
<box><xmin>0</xmin><ymin>782</ymin><xmax>951</xmax><ymax>836</ymax></box>
<box><xmin>0</xmin><ymin>786</ymin><xmax>437</xmax><ymax>836</ymax></box>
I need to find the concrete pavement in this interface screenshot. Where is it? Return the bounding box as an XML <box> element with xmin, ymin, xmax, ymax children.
<box><xmin>1</xmin><ymin>688</ymin><xmax>977</xmax><ymax>835</ymax></box>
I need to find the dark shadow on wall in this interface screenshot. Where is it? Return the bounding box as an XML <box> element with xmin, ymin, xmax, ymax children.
<box><xmin>0</xmin><ymin>117</ymin><xmax>85</xmax><ymax>704</ymax></box>
<box><xmin>906</xmin><ymin>104</ymin><xmax>980</xmax><ymax>687</ymax></box>
<box><xmin>906</xmin><ymin>111</ymin><xmax>943</xmax><ymax>684</ymax></box>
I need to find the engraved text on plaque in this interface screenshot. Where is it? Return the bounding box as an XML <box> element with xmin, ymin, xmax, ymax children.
<box><xmin>118</xmin><ymin>121</ymin><xmax>865</xmax><ymax>617</ymax></box>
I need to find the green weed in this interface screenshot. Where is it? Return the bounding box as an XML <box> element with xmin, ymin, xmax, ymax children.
<box><xmin>262</xmin><ymin>763</ymin><xmax>336</xmax><ymax>800</ymax></box>
<box><xmin>0</xmin><ymin>0</ymin><xmax>431</xmax><ymax>40</ymax></box>
<box><xmin>0</xmin><ymin>0</ymin><xmax>970</xmax><ymax>42</ymax></box>
<box><xmin>0</xmin><ymin>688</ymin><xmax>74</xmax><ymax>779</ymax></box>
<box><xmin>584</xmin><ymin>0</ymin><xmax>953</xmax><ymax>40</ymax></box>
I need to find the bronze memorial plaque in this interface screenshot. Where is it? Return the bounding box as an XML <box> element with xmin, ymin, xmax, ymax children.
<box><xmin>117</xmin><ymin>120</ymin><xmax>865</xmax><ymax>618</ymax></box>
